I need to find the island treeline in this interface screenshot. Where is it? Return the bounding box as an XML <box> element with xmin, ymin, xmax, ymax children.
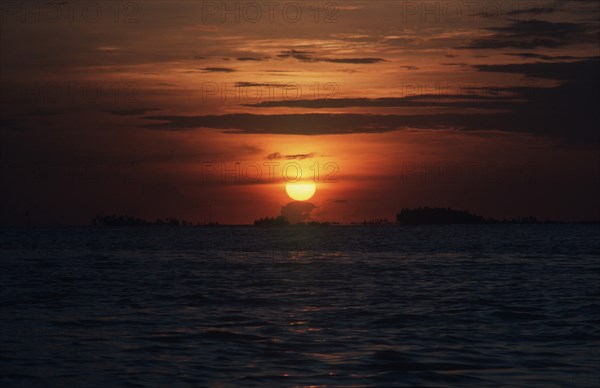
<box><xmin>91</xmin><ymin>215</ymin><xmax>218</xmax><ymax>226</ymax></box>
<box><xmin>254</xmin><ymin>216</ymin><xmax>331</xmax><ymax>226</ymax></box>
<box><xmin>254</xmin><ymin>216</ymin><xmax>289</xmax><ymax>226</ymax></box>
<box><xmin>93</xmin><ymin>207</ymin><xmax>540</xmax><ymax>227</ymax></box>
<box><xmin>396</xmin><ymin>207</ymin><xmax>537</xmax><ymax>225</ymax></box>
<box><xmin>253</xmin><ymin>207</ymin><xmax>538</xmax><ymax>226</ymax></box>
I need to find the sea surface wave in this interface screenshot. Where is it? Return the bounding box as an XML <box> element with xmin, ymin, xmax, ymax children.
<box><xmin>1</xmin><ymin>225</ymin><xmax>599</xmax><ymax>386</ymax></box>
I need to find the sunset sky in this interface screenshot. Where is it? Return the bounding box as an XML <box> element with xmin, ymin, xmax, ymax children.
<box><xmin>1</xmin><ymin>0</ymin><xmax>599</xmax><ymax>225</ymax></box>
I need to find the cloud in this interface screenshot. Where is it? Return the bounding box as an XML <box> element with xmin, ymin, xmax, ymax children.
<box><xmin>277</xmin><ymin>49</ymin><xmax>384</xmax><ymax>64</ymax></box>
<box><xmin>235</xmin><ymin>82</ymin><xmax>284</xmax><ymax>88</ymax></box>
<box><xmin>285</xmin><ymin>153</ymin><xmax>317</xmax><ymax>160</ymax></box>
<box><xmin>474</xmin><ymin>57</ymin><xmax>600</xmax><ymax>82</ymax></box>
<box><xmin>109</xmin><ymin>108</ymin><xmax>161</xmax><ymax>116</ymax></box>
<box><xmin>201</xmin><ymin>67</ymin><xmax>237</xmax><ymax>73</ymax></box>
<box><xmin>142</xmin><ymin>86</ymin><xmax>598</xmax><ymax>144</ymax></box>
<box><xmin>323</xmin><ymin>58</ymin><xmax>386</xmax><ymax>64</ymax></box>
<box><xmin>135</xmin><ymin>56</ymin><xmax>599</xmax><ymax>144</ymax></box>
<box><xmin>277</xmin><ymin>50</ymin><xmax>318</xmax><ymax>62</ymax></box>
<box><xmin>266</xmin><ymin>152</ymin><xmax>282</xmax><ymax>160</ymax></box>
<box><xmin>244</xmin><ymin>94</ymin><xmax>516</xmax><ymax>109</ymax></box>
<box><xmin>281</xmin><ymin>201</ymin><xmax>317</xmax><ymax>224</ymax></box>
<box><xmin>236</xmin><ymin>57</ymin><xmax>269</xmax><ymax>61</ymax></box>
<box><xmin>142</xmin><ymin>113</ymin><xmax>427</xmax><ymax>134</ymax></box>
<box><xmin>267</xmin><ymin>152</ymin><xmax>317</xmax><ymax>160</ymax></box>
<box><xmin>472</xmin><ymin>58</ymin><xmax>599</xmax><ymax>143</ymax></box>
<box><xmin>265</xmin><ymin>152</ymin><xmax>316</xmax><ymax>160</ymax></box>
<box><xmin>505</xmin><ymin>7</ymin><xmax>557</xmax><ymax>16</ymax></box>
<box><xmin>442</xmin><ymin>62</ymin><xmax>470</xmax><ymax>67</ymax></box>
<box><xmin>504</xmin><ymin>53</ymin><xmax>582</xmax><ymax>61</ymax></box>
<box><xmin>463</xmin><ymin>20</ymin><xmax>593</xmax><ymax>49</ymax></box>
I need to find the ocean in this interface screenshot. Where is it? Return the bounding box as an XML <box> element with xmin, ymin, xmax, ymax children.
<box><xmin>1</xmin><ymin>225</ymin><xmax>599</xmax><ymax>386</ymax></box>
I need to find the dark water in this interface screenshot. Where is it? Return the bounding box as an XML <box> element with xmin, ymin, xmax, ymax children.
<box><xmin>1</xmin><ymin>225</ymin><xmax>599</xmax><ymax>387</ymax></box>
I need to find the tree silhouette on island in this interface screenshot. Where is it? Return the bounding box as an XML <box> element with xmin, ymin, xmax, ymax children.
<box><xmin>91</xmin><ymin>207</ymin><xmax>540</xmax><ymax>227</ymax></box>
<box><xmin>396</xmin><ymin>207</ymin><xmax>538</xmax><ymax>225</ymax></box>
<box><xmin>253</xmin><ymin>216</ymin><xmax>331</xmax><ymax>226</ymax></box>
<box><xmin>253</xmin><ymin>207</ymin><xmax>538</xmax><ymax>226</ymax></box>
<box><xmin>91</xmin><ymin>215</ymin><xmax>218</xmax><ymax>227</ymax></box>
<box><xmin>254</xmin><ymin>216</ymin><xmax>289</xmax><ymax>226</ymax></box>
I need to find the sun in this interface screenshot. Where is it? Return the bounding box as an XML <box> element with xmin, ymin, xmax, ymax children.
<box><xmin>286</xmin><ymin>182</ymin><xmax>316</xmax><ymax>201</ymax></box>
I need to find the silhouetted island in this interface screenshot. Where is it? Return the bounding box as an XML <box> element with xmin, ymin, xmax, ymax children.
<box><xmin>253</xmin><ymin>216</ymin><xmax>333</xmax><ymax>226</ymax></box>
<box><xmin>396</xmin><ymin>207</ymin><xmax>538</xmax><ymax>225</ymax></box>
<box><xmin>350</xmin><ymin>218</ymin><xmax>392</xmax><ymax>225</ymax></box>
<box><xmin>91</xmin><ymin>215</ymin><xmax>218</xmax><ymax>227</ymax></box>
<box><xmin>92</xmin><ymin>209</ymin><xmax>540</xmax><ymax>227</ymax></box>
<box><xmin>254</xmin><ymin>216</ymin><xmax>289</xmax><ymax>226</ymax></box>
<box><xmin>297</xmin><ymin>221</ymin><xmax>331</xmax><ymax>226</ymax></box>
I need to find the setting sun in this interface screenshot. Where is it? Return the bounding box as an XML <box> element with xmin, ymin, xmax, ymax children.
<box><xmin>285</xmin><ymin>182</ymin><xmax>316</xmax><ymax>201</ymax></box>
